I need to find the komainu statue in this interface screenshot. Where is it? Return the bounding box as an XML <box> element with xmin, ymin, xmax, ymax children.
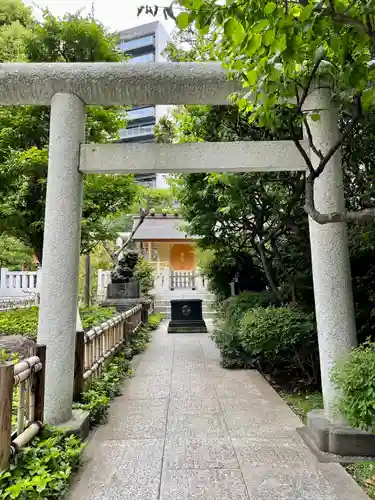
<box><xmin>111</xmin><ymin>249</ymin><xmax>139</xmax><ymax>283</ymax></box>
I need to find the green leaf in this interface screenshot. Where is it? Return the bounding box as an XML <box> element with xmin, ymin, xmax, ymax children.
<box><xmin>263</xmin><ymin>29</ymin><xmax>275</xmax><ymax>46</ymax></box>
<box><xmin>274</xmin><ymin>33</ymin><xmax>287</xmax><ymax>54</ymax></box>
<box><xmin>310</xmin><ymin>113</ymin><xmax>320</xmax><ymax>122</ymax></box>
<box><xmin>264</xmin><ymin>2</ymin><xmax>277</xmax><ymax>16</ymax></box>
<box><xmin>253</xmin><ymin>19</ymin><xmax>269</xmax><ymax>33</ymax></box>
<box><xmin>224</xmin><ymin>17</ymin><xmax>236</xmax><ymax>37</ymax></box>
<box><xmin>246</xmin><ymin>33</ymin><xmax>262</xmax><ymax>56</ymax></box>
<box><xmin>176</xmin><ymin>12</ymin><xmax>190</xmax><ymax>30</ymax></box>
<box><xmin>224</xmin><ymin>17</ymin><xmax>245</xmax><ymax>44</ymax></box>
<box><xmin>246</xmin><ymin>69</ymin><xmax>258</xmax><ymax>85</ymax></box>
<box><xmin>300</xmin><ymin>4</ymin><xmax>314</xmax><ymax>22</ymax></box>
<box><xmin>233</xmin><ymin>22</ymin><xmax>246</xmax><ymax>44</ymax></box>
<box><xmin>362</xmin><ymin>87</ymin><xmax>375</xmax><ymax>111</ymax></box>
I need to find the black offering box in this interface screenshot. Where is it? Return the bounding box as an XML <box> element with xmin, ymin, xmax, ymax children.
<box><xmin>168</xmin><ymin>299</ymin><xmax>207</xmax><ymax>333</ymax></box>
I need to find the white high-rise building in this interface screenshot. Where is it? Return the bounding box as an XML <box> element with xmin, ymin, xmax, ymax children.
<box><xmin>116</xmin><ymin>21</ymin><xmax>171</xmax><ymax>188</ymax></box>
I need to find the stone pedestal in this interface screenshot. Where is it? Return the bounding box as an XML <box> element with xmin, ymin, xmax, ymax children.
<box><xmin>106</xmin><ymin>281</ymin><xmax>140</xmax><ymax>299</ymax></box>
<box><xmin>168</xmin><ymin>299</ymin><xmax>207</xmax><ymax>333</ymax></box>
<box><xmin>101</xmin><ymin>281</ymin><xmax>141</xmax><ymax>312</ymax></box>
<box><xmin>101</xmin><ymin>297</ymin><xmax>141</xmax><ymax>312</ymax></box>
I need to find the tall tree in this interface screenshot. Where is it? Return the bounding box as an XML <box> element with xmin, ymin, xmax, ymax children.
<box><xmin>0</xmin><ymin>6</ymin><xmax>137</xmax><ymax>262</ymax></box>
<box><xmin>156</xmin><ymin>21</ymin><xmax>375</xmax><ymax>336</ymax></box>
<box><xmin>0</xmin><ymin>0</ymin><xmax>34</xmax><ymax>62</ymax></box>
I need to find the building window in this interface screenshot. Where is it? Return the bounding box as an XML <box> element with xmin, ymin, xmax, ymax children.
<box><xmin>128</xmin><ymin>52</ymin><xmax>155</xmax><ymax>63</ymax></box>
<box><xmin>119</xmin><ymin>125</ymin><xmax>154</xmax><ymax>139</ymax></box>
<box><xmin>127</xmin><ymin>107</ymin><xmax>155</xmax><ymax>121</ymax></box>
<box><xmin>119</xmin><ymin>35</ymin><xmax>154</xmax><ymax>52</ymax></box>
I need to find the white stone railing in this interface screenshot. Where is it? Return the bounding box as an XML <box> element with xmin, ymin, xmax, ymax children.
<box><xmin>97</xmin><ymin>268</ymin><xmax>209</xmax><ymax>299</ymax></box>
<box><xmin>97</xmin><ymin>268</ymin><xmax>208</xmax><ymax>300</ymax></box>
<box><xmin>0</xmin><ymin>268</ymin><xmax>41</xmax><ymax>299</ymax></box>
<box><xmin>97</xmin><ymin>269</ymin><xmax>111</xmax><ymax>300</ymax></box>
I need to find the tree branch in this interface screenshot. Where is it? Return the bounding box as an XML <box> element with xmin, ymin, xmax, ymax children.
<box><xmin>257</xmin><ymin>241</ymin><xmax>282</xmax><ymax>301</ymax></box>
<box><xmin>296</xmin><ymin>56</ymin><xmax>324</xmax><ymax>114</ymax></box>
<box><xmin>300</xmin><ymin>92</ymin><xmax>366</xmax><ymax>224</ymax></box>
<box><xmin>271</xmin><ymin>236</ymin><xmax>296</xmax><ymax>304</ymax></box>
<box><xmin>102</xmin><ymin>240</ymin><xmax>116</xmax><ymax>262</ymax></box>
<box><xmin>114</xmin><ymin>207</ymin><xmax>149</xmax><ymax>259</ymax></box>
<box><xmin>314</xmin><ymin>94</ymin><xmax>362</xmax><ymax>178</ymax></box>
<box><xmin>303</xmin><ymin>116</ymin><xmax>324</xmax><ymax>161</ymax></box>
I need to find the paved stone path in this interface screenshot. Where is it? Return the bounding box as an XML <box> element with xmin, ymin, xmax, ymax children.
<box><xmin>69</xmin><ymin>322</ymin><xmax>368</xmax><ymax>500</ymax></box>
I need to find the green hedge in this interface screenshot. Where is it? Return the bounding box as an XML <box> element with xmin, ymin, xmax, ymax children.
<box><xmin>213</xmin><ymin>292</ymin><xmax>278</xmax><ymax>369</ymax></box>
<box><xmin>213</xmin><ymin>292</ymin><xmax>318</xmax><ymax>385</ymax></box>
<box><xmin>0</xmin><ymin>306</ymin><xmax>117</xmax><ymax>340</ymax></box>
<box><xmin>332</xmin><ymin>341</ymin><xmax>375</xmax><ymax>430</ymax></box>
<box><xmin>240</xmin><ymin>307</ymin><xmax>316</xmax><ymax>361</ymax></box>
<box><xmin>240</xmin><ymin>307</ymin><xmax>318</xmax><ymax>384</ymax></box>
<box><xmin>134</xmin><ymin>256</ymin><xmax>155</xmax><ymax>295</ymax></box>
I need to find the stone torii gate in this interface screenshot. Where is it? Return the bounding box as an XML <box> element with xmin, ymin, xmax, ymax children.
<box><xmin>0</xmin><ymin>62</ymin><xmax>356</xmax><ymax>433</ymax></box>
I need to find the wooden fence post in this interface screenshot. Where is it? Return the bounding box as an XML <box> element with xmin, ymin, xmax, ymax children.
<box><xmin>0</xmin><ymin>362</ymin><xmax>14</xmax><ymax>471</ymax></box>
<box><xmin>122</xmin><ymin>317</ymin><xmax>128</xmax><ymax>343</ymax></box>
<box><xmin>33</xmin><ymin>345</ymin><xmax>46</xmax><ymax>423</ymax></box>
<box><xmin>141</xmin><ymin>302</ymin><xmax>147</xmax><ymax>325</ymax></box>
<box><xmin>73</xmin><ymin>331</ymin><xmax>85</xmax><ymax>402</ymax></box>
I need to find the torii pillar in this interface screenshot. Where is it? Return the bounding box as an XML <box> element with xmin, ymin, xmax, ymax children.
<box><xmin>306</xmin><ymin>88</ymin><xmax>357</xmax><ymax>421</ymax></box>
<box><xmin>37</xmin><ymin>93</ymin><xmax>86</xmax><ymax>424</ymax></box>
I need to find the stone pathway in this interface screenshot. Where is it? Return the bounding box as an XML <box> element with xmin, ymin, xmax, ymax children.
<box><xmin>68</xmin><ymin>322</ymin><xmax>368</xmax><ymax>500</ymax></box>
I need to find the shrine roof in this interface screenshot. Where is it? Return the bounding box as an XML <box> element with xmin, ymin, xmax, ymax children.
<box><xmin>132</xmin><ymin>215</ymin><xmax>195</xmax><ymax>241</ymax></box>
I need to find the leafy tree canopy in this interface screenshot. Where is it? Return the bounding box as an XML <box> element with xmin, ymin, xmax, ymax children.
<box><xmin>0</xmin><ymin>4</ymin><xmax>137</xmax><ymax>262</ymax></box>
<box><xmin>155</xmin><ymin>20</ymin><xmax>375</xmax><ymax>319</ymax></box>
<box><xmin>145</xmin><ymin>0</ymin><xmax>375</xmax><ymax>223</ymax></box>
<box><xmin>0</xmin><ymin>234</ymin><xmax>36</xmax><ymax>270</ymax></box>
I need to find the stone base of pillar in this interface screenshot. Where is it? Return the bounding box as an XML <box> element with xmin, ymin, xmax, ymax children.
<box><xmin>53</xmin><ymin>409</ymin><xmax>90</xmax><ymax>440</ymax></box>
<box><xmin>298</xmin><ymin>409</ymin><xmax>375</xmax><ymax>459</ymax></box>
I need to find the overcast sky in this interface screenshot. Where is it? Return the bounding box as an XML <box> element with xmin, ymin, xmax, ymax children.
<box><xmin>23</xmin><ymin>0</ymin><xmax>175</xmax><ymax>33</ymax></box>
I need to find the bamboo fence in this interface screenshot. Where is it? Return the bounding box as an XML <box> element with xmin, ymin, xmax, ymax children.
<box><xmin>0</xmin><ymin>345</ymin><xmax>46</xmax><ymax>471</ymax></box>
<box><xmin>0</xmin><ymin>297</ymin><xmax>154</xmax><ymax>471</ymax></box>
<box><xmin>73</xmin><ymin>300</ymin><xmax>153</xmax><ymax>399</ymax></box>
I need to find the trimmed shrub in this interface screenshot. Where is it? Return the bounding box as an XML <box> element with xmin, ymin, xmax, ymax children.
<box><xmin>212</xmin><ymin>292</ymin><xmax>275</xmax><ymax>369</ymax></box>
<box><xmin>239</xmin><ymin>307</ymin><xmax>318</xmax><ymax>384</ymax></box>
<box><xmin>213</xmin><ymin>295</ymin><xmax>319</xmax><ymax>385</ymax></box>
<box><xmin>80</xmin><ymin>306</ymin><xmax>117</xmax><ymax>329</ymax></box>
<box><xmin>332</xmin><ymin>342</ymin><xmax>375</xmax><ymax>430</ymax></box>
<box><xmin>223</xmin><ymin>291</ymin><xmax>276</xmax><ymax>318</ymax></box>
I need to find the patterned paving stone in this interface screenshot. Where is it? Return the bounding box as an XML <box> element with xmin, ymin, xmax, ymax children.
<box><xmin>164</xmin><ymin>436</ymin><xmax>239</xmax><ymax>469</ymax></box>
<box><xmin>232</xmin><ymin>437</ymin><xmax>316</xmax><ymax>468</ymax></box>
<box><xmin>123</xmin><ymin>375</ymin><xmax>171</xmax><ymax>399</ymax></box>
<box><xmin>243</xmin><ymin>465</ymin><xmax>341</xmax><ymax>500</ymax></box>
<box><xmin>167</xmin><ymin>407</ymin><xmax>227</xmax><ymax>436</ymax></box>
<box><xmin>160</xmin><ymin>470</ymin><xmax>250</xmax><ymax>500</ymax></box>
<box><xmin>107</xmin><ymin>399</ymin><xmax>168</xmax><ymax>439</ymax></box>
<box><xmin>71</xmin><ymin>468</ymin><xmax>161</xmax><ymax>500</ymax></box>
